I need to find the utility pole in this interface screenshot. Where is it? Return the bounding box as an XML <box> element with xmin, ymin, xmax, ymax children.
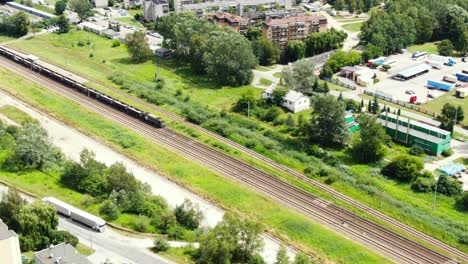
<box><xmin>433</xmin><ymin>180</ymin><xmax>438</xmax><ymax>211</ymax></box>
<box><xmin>247</xmin><ymin>101</ymin><xmax>250</xmax><ymax>118</ymax></box>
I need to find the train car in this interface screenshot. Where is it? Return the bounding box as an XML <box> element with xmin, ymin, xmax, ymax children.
<box><xmin>113</xmin><ymin>100</ymin><xmax>129</xmax><ymax>111</ymax></box>
<box><xmin>127</xmin><ymin>106</ymin><xmax>143</xmax><ymax>118</ymax></box>
<box><xmin>96</xmin><ymin>93</ymin><xmax>114</xmax><ymax>105</ymax></box>
<box><xmin>145</xmin><ymin>113</ymin><xmax>166</xmax><ymax>128</ymax></box>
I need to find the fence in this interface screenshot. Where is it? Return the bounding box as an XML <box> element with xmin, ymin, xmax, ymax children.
<box><xmin>364</xmin><ymin>90</ymin><xmax>438</xmax><ymax>118</ymax></box>
<box><xmin>323</xmin><ymin>77</ymin><xmax>356</xmax><ymax>90</ymax></box>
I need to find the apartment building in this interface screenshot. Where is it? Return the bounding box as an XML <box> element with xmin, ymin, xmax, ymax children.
<box><xmin>143</xmin><ymin>0</ymin><xmax>169</xmax><ymax>22</ymax></box>
<box><xmin>262</xmin><ymin>15</ymin><xmax>327</xmax><ymax>48</ymax></box>
<box><xmin>213</xmin><ymin>11</ymin><xmax>248</xmax><ymax>35</ymax></box>
<box><xmin>0</xmin><ymin>219</ymin><xmax>21</xmax><ymax>264</ymax></box>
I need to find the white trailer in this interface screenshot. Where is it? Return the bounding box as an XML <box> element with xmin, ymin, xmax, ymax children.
<box><xmin>428</xmin><ymin>54</ymin><xmax>456</xmax><ymax>66</ymax></box>
<box><xmin>70</xmin><ymin>208</ymin><xmax>106</xmax><ymax>232</ymax></box>
<box><xmin>425</xmin><ymin>60</ymin><xmax>443</xmax><ymax>69</ymax></box>
<box><xmin>443</xmin><ymin>75</ymin><xmax>458</xmax><ymax>83</ymax></box>
<box><xmin>42</xmin><ymin>197</ymin><xmax>106</xmax><ymax>232</ymax></box>
<box><xmin>42</xmin><ymin>197</ymin><xmax>73</xmax><ymax>217</ymax></box>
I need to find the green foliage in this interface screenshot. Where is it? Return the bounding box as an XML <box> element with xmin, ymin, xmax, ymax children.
<box><xmin>381</xmin><ymin>155</ymin><xmax>424</xmax><ymax>182</ymax></box>
<box><xmin>442</xmin><ymin>149</ymin><xmax>454</xmax><ymax>157</ymax></box>
<box><xmin>411</xmin><ymin>177</ymin><xmax>435</xmax><ymax>193</ymax></box>
<box><xmin>55</xmin><ymin>0</ymin><xmax>67</xmax><ymax>15</ymax></box>
<box><xmin>51</xmin><ymin>230</ymin><xmax>79</xmax><ymax>247</ymax></box>
<box><xmin>153</xmin><ymin>237</ymin><xmax>170</xmax><ymax>252</ymax></box>
<box><xmin>352</xmin><ymin>114</ymin><xmax>387</xmax><ymax>162</ymax></box>
<box><xmin>439</xmin><ymin>103</ymin><xmax>464</xmax><ymax>132</ymax></box>
<box><xmin>321</xmin><ymin>50</ymin><xmax>361</xmax><ymax>76</ymax></box>
<box><xmin>56</xmin><ymin>15</ymin><xmax>70</xmax><ymax>34</ymax></box>
<box><xmin>308</xmin><ymin>95</ymin><xmax>349</xmax><ymax>146</ymax></box>
<box><xmin>252</xmin><ymin>37</ymin><xmax>280</xmax><ymax>66</ymax></box>
<box><xmin>304</xmin><ymin>28</ymin><xmax>347</xmax><ymax>57</ymax></box>
<box><xmin>437</xmin><ymin>175</ymin><xmax>463</xmax><ymax>197</ymax></box>
<box><xmin>282</xmin><ymin>40</ymin><xmax>306</xmax><ymax>63</ymax></box>
<box><xmin>246</xmin><ymin>26</ymin><xmax>262</xmax><ymax>41</ymax></box>
<box><xmin>69</xmin><ymin>0</ymin><xmax>93</xmax><ymax>21</ymax></box>
<box><xmin>198</xmin><ymin>214</ymin><xmax>263</xmax><ymax>264</ymax></box>
<box><xmin>274</xmin><ymin>245</ymin><xmax>290</xmax><ymax>264</ymax></box>
<box><xmin>261</xmin><ymin>106</ymin><xmax>282</xmax><ymax>122</ymax></box>
<box><xmin>362</xmin><ymin>44</ymin><xmax>383</xmax><ymax>62</ymax></box>
<box><xmin>282</xmin><ymin>59</ymin><xmax>316</xmax><ymax>94</ymax></box>
<box><xmin>293</xmin><ymin>253</ymin><xmax>314</xmax><ymax>264</ymax></box>
<box><xmin>437</xmin><ymin>40</ymin><xmax>454</xmax><ymax>56</ymax></box>
<box><xmin>232</xmin><ymin>91</ymin><xmax>257</xmax><ymax>115</ymax></box>
<box><xmin>0</xmin><ymin>12</ymin><xmax>30</xmax><ymax>37</ymax></box>
<box><xmin>409</xmin><ymin>145</ymin><xmax>424</xmax><ymax>156</ymax></box>
<box><xmin>111</xmin><ymin>39</ymin><xmax>121</xmax><ymax>47</ymax></box>
<box><xmin>174</xmin><ymin>199</ymin><xmax>203</xmax><ymax>230</ymax></box>
<box><xmin>271</xmin><ymin>88</ymin><xmax>287</xmax><ymax>105</ymax></box>
<box><xmin>125</xmin><ymin>31</ymin><xmax>153</xmax><ymax>63</ymax></box>
<box><xmin>99</xmin><ymin>200</ymin><xmax>120</xmax><ymax>220</ymax></box>
<box><xmin>455</xmin><ymin>192</ymin><xmax>468</xmax><ymax>211</ymax></box>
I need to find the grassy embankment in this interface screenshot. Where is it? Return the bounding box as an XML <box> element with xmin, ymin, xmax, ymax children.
<box><xmin>7</xmin><ymin>31</ymin><xmax>468</xmax><ymax>255</ymax></box>
<box><xmin>114</xmin><ymin>17</ymin><xmax>144</xmax><ymax>28</ymax></box>
<box><xmin>407</xmin><ymin>42</ymin><xmax>440</xmax><ymax>54</ymax></box>
<box><xmin>0</xmin><ymin>67</ymin><xmax>390</xmax><ymax>264</ymax></box>
<box><xmin>341</xmin><ymin>22</ymin><xmax>363</xmax><ymax>32</ymax></box>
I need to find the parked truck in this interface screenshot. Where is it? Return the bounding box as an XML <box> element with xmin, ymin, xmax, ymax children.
<box><xmin>367</xmin><ymin>57</ymin><xmax>386</xmax><ymax>67</ymax></box>
<box><xmin>428</xmin><ymin>54</ymin><xmax>456</xmax><ymax>66</ymax></box>
<box><xmin>412</xmin><ymin>51</ymin><xmax>427</xmax><ymax>59</ymax></box>
<box><xmin>462</xmin><ymin>69</ymin><xmax>468</xmax><ymax>74</ymax></box>
<box><xmin>427</xmin><ymin>80</ymin><xmax>455</xmax><ymax>91</ymax></box>
<box><xmin>456</xmin><ymin>73</ymin><xmax>468</xmax><ymax>82</ymax></box>
<box><xmin>443</xmin><ymin>75</ymin><xmax>458</xmax><ymax>83</ymax></box>
<box><xmin>42</xmin><ymin>197</ymin><xmax>106</xmax><ymax>232</ymax></box>
<box><xmin>425</xmin><ymin>60</ymin><xmax>443</xmax><ymax>69</ymax></box>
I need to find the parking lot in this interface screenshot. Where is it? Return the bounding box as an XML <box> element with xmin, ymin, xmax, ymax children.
<box><xmin>368</xmin><ymin>51</ymin><xmax>467</xmax><ymax>104</ymax></box>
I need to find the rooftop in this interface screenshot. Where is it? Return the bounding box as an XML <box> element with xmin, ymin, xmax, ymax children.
<box><xmin>377</xmin><ymin>119</ymin><xmax>448</xmax><ymax>144</ymax></box>
<box><xmin>214</xmin><ymin>11</ymin><xmax>247</xmax><ymax>23</ymax></box>
<box><xmin>265</xmin><ymin>14</ymin><xmax>326</xmax><ymax>26</ymax></box>
<box><xmin>0</xmin><ymin>219</ymin><xmax>18</xmax><ymax>240</ymax></box>
<box><xmin>35</xmin><ymin>243</ymin><xmax>92</xmax><ymax>264</ymax></box>
<box><xmin>380</xmin><ymin>112</ymin><xmax>450</xmax><ymax>136</ymax></box>
<box><xmin>284</xmin><ymin>90</ymin><xmax>307</xmax><ymax>102</ymax></box>
<box><xmin>395</xmin><ymin>63</ymin><xmax>431</xmax><ymax>78</ymax></box>
<box><xmin>340</xmin><ymin>66</ymin><xmax>361</xmax><ymax>73</ymax></box>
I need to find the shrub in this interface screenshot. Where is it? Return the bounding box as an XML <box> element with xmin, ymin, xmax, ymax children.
<box><xmin>153</xmin><ymin>237</ymin><xmax>169</xmax><ymax>252</ymax></box>
<box><xmin>409</xmin><ymin>145</ymin><xmax>424</xmax><ymax>156</ymax></box>
<box><xmin>174</xmin><ymin>199</ymin><xmax>203</xmax><ymax>230</ymax></box>
<box><xmin>89</xmin><ymin>53</ymin><xmax>94</xmax><ymax>58</ymax></box>
<box><xmin>261</xmin><ymin>106</ymin><xmax>282</xmax><ymax>122</ymax></box>
<box><xmin>99</xmin><ymin>200</ymin><xmax>120</xmax><ymax>220</ymax></box>
<box><xmin>318</xmin><ymin>168</ymin><xmax>329</xmax><ymax>177</ymax></box>
<box><xmin>304</xmin><ymin>167</ymin><xmax>315</xmax><ymax>177</ymax></box>
<box><xmin>51</xmin><ymin>230</ymin><xmax>79</xmax><ymax>247</ymax></box>
<box><xmin>308</xmin><ymin>145</ymin><xmax>325</xmax><ymax>158</ymax></box>
<box><xmin>381</xmin><ymin>155</ymin><xmax>423</xmax><ymax>182</ymax></box>
<box><xmin>442</xmin><ymin>149</ymin><xmax>453</xmax><ymax>157</ymax></box>
<box><xmin>437</xmin><ymin>175</ymin><xmax>462</xmax><ymax>197</ymax></box>
<box><xmin>325</xmin><ymin>175</ymin><xmax>338</xmax><ymax>185</ymax></box>
<box><xmin>167</xmin><ymin>225</ymin><xmax>185</xmax><ymax>240</ymax></box>
<box><xmin>134</xmin><ymin>216</ymin><xmax>150</xmax><ymax>232</ymax></box>
<box><xmin>411</xmin><ymin>177</ymin><xmax>435</xmax><ymax>193</ymax></box>
<box><xmin>456</xmin><ymin>192</ymin><xmax>468</xmax><ymax>211</ymax></box>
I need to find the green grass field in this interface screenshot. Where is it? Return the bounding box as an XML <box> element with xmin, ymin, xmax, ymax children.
<box><xmin>0</xmin><ymin>67</ymin><xmax>390</xmax><ymax>264</ymax></box>
<box><xmin>420</xmin><ymin>90</ymin><xmax>468</xmax><ymax>127</ymax></box>
<box><xmin>114</xmin><ymin>17</ymin><xmax>144</xmax><ymax>28</ymax></box>
<box><xmin>273</xmin><ymin>72</ymin><xmax>282</xmax><ymax>78</ymax></box>
<box><xmin>0</xmin><ymin>34</ymin><xmax>15</xmax><ymax>43</ymax></box>
<box><xmin>7</xmin><ymin>31</ymin><xmax>468</xmax><ymax>256</ymax></box>
<box><xmin>259</xmin><ymin>78</ymin><xmax>273</xmax><ymax>86</ymax></box>
<box><xmin>341</xmin><ymin>22</ymin><xmax>363</xmax><ymax>32</ymax></box>
<box><xmin>407</xmin><ymin>42</ymin><xmax>440</xmax><ymax>54</ymax></box>
<box><xmin>0</xmin><ymin>105</ymin><xmax>38</xmax><ymax>124</ymax></box>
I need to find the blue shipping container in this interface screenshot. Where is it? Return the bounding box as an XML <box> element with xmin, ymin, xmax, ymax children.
<box><xmin>427</xmin><ymin>80</ymin><xmax>454</xmax><ymax>91</ymax></box>
<box><xmin>456</xmin><ymin>73</ymin><xmax>468</xmax><ymax>82</ymax></box>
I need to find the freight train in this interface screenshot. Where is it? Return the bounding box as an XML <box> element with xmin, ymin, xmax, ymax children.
<box><xmin>0</xmin><ymin>47</ymin><xmax>166</xmax><ymax>128</ymax></box>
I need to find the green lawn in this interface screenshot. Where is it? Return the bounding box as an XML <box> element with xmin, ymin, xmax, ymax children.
<box><xmin>273</xmin><ymin>72</ymin><xmax>282</xmax><ymax>78</ymax></box>
<box><xmin>341</xmin><ymin>22</ymin><xmax>363</xmax><ymax>32</ymax></box>
<box><xmin>0</xmin><ymin>34</ymin><xmax>15</xmax><ymax>43</ymax></box>
<box><xmin>407</xmin><ymin>42</ymin><xmax>440</xmax><ymax>54</ymax></box>
<box><xmin>420</xmin><ymin>90</ymin><xmax>468</xmax><ymax>127</ymax></box>
<box><xmin>114</xmin><ymin>17</ymin><xmax>144</xmax><ymax>28</ymax></box>
<box><xmin>7</xmin><ymin>31</ymin><xmax>468</xmax><ymax>256</ymax></box>
<box><xmin>259</xmin><ymin>78</ymin><xmax>273</xmax><ymax>86</ymax></box>
<box><xmin>0</xmin><ymin>105</ymin><xmax>38</xmax><ymax>124</ymax></box>
<box><xmin>0</xmin><ymin>67</ymin><xmax>390</xmax><ymax>264</ymax></box>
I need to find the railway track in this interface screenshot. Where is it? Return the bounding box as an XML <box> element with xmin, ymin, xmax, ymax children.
<box><xmin>0</xmin><ymin>56</ymin><xmax>461</xmax><ymax>264</ymax></box>
<box><xmin>15</xmin><ymin>49</ymin><xmax>467</xmax><ymax>262</ymax></box>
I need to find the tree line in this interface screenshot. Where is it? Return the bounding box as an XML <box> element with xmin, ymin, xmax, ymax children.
<box><xmin>331</xmin><ymin>0</ymin><xmax>381</xmax><ymax>14</ymax></box>
<box><xmin>0</xmin><ymin>11</ymin><xmax>70</xmax><ymax>38</ymax></box>
<box><xmin>361</xmin><ymin>0</ymin><xmax>468</xmax><ymax>55</ymax></box>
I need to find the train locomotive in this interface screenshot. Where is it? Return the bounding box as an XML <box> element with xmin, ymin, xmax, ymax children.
<box><xmin>0</xmin><ymin>46</ymin><xmax>165</xmax><ymax>128</ymax></box>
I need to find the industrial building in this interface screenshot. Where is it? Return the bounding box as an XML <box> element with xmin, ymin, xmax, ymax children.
<box><xmin>377</xmin><ymin>112</ymin><xmax>451</xmax><ymax>155</ymax></box>
<box><xmin>262</xmin><ymin>14</ymin><xmax>327</xmax><ymax>48</ymax></box>
<box><xmin>393</xmin><ymin>63</ymin><xmax>431</xmax><ymax>81</ymax></box>
<box><xmin>0</xmin><ymin>219</ymin><xmax>21</xmax><ymax>264</ymax></box>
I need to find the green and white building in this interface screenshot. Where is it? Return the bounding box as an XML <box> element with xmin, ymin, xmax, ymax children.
<box><xmin>377</xmin><ymin>112</ymin><xmax>451</xmax><ymax>155</ymax></box>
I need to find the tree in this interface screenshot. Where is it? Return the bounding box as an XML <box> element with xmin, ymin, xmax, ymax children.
<box><xmin>335</xmin><ymin>0</ymin><xmax>345</xmax><ymax>10</ymax></box>
<box><xmin>362</xmin><ymin>44</ymin><xmax>383</xmax><ymax>62</ymax></box>
<box><xmin>99</xmin><ymin>200</ymin><xmax>120</xmax><ymax>220</ymax></box>
<box><xmin>0</xmin><ymin>188</ymin><xmax>26</xmax><ymax>230</ymax></box>
<box><xmin>203</xmin><ymin>30</ymin><xmax>257</xmax><ymax>86</ymax></box>
<box><xmin>293</xmin><ymin>253</ymin><xmax>313</xmax><ymax>264</ymax></box>
<box><xmin>153</xmin><ymin>237</ymin><xmax>170</xmax><ymax>252</ymax></box>
<box><xmin>282</xmin><ymin>59</ymin><xmax>316</xmax><ymax>94</ymax></box>
<box><xmin>198</xmin><ymin>214</ymin><xmax>263</xmax><ymax>264</ymax></box>
<box><xmin>286</xmin><ymin>114</ymin><xmax>295</xmax><ymax>128</ymax></box>
<box><xmin>312</xmin><ymin>79</ymin><xmax>319</xmax><ymax>93</ymax></box>
<box><xmin>371</xmin><ymin>95</ymin><xmax>379</xmax><ymax>114</ymax></box>
<box><xmin>56</xmin><ymin>15</ymin><xmax>70</xmax><ymax>34</ymax></box>
<box><xmin>246</xmin><ymin>26</ymin><xmax>262</xmax><ymax>41</ymax></box>
<box><xmin>125</xmin><ymin>31</ymin><xmax>153</xmax><ymax>63</ymax></box>
<box><xmin>381</xmin><ymin>155</ymin><xmax>424</xmax><ymax>182</ymax></box>
<box><xmin>282</xmin><ymin>40</ymin><xmax>306</xmax><ymax>63</ymax></box>
<box><xmin>252</xmin><ymin>37</ymin><xmax>280</xmax><ymax>66</ymax></box>
<box><xmin>456</xmin><ymin>192</ymin><xmax>468</xmax><ymax>211</ymax></box>
<box><xmin>55</xmin><ymin>0</ymin><xmax>67</xmax><ymax>15</ymax></box>
<box><xmin>323</xmin><ymin>50</ymin><xmax>361</xmax><ymax>73</ymax></box>
<box><xmin>439</xmin><ymin>103</ymin><xmax>464</xmax><ymax>132</ymax></box>
<box><xmin>275</xmin><ymin>246</ymin><xmax>290</xmax><ymax>264</ymax></box>
<box><xmin>438</xmin><ymin>40</ymin><xmax>454</xmax><ymax>56</ymax></box>
<box><xmin>304</xmin><ymin>28</ymin><xmax>347</xmax><ymax>56</ymax></box>
<box><xmin>69</xmin><ymin>0</ymin><xmax>93</xmax><ymax>21</ymax></box>
<box><xmin>320</xmin><ymin>82</ymin><xmax>329</xmax><ymax>94</ymax></box>
<box><xmin>411</xmin><ymin>177</ymin><xmax>435</xmax><ymax>193</ymax></box>
<box><xmin>352</xmin><ymin>114</ymin><xmax>387</xmax><ymax>162</ymax></box>
<box><xmin>271</xmin><ymin>87</ymin><xmax>287</xmax><ymax>105</ymax></box>
<box><xmin>338</xmin><ymin>92</ymin><xmax>343</xmax><ymax>101</ymax></box>
<box><xmin>232</xmin><ymin>90</ymin><xmax>257</xmax><ymax>115</ymax></box>
<box><xmin>51</xmin><ymin>230</ymin><xmax>79</xmax><ymax>247</ymax></box>
<box><xmin>308</xmin><ymin>95</ymin><xmax>349</xmax><ymax>146</ymax></box>
<box><xmin>174</xmin><ymin>199</ymin><xmax>203</xmax><ymax>230</ymax></box>
<box><xmin>6</xmin><ymin>122</ymin><xmax>59</xmax><ymax>171</ymax></box>
<box><xmin>0</xmin><ymin>12</ymin><xmax>30</xmax><ymax>37</ymax></box>
<box><xmin>437</xmin><ymin>175</ymin><xmax>463</xmax><ymax>196</ymax></box>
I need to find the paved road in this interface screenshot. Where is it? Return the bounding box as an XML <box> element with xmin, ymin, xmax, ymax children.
<box><xmin>0</xmin><ymin>184</ymin><xmax>172</xmax><ymax>264</ymax></box>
